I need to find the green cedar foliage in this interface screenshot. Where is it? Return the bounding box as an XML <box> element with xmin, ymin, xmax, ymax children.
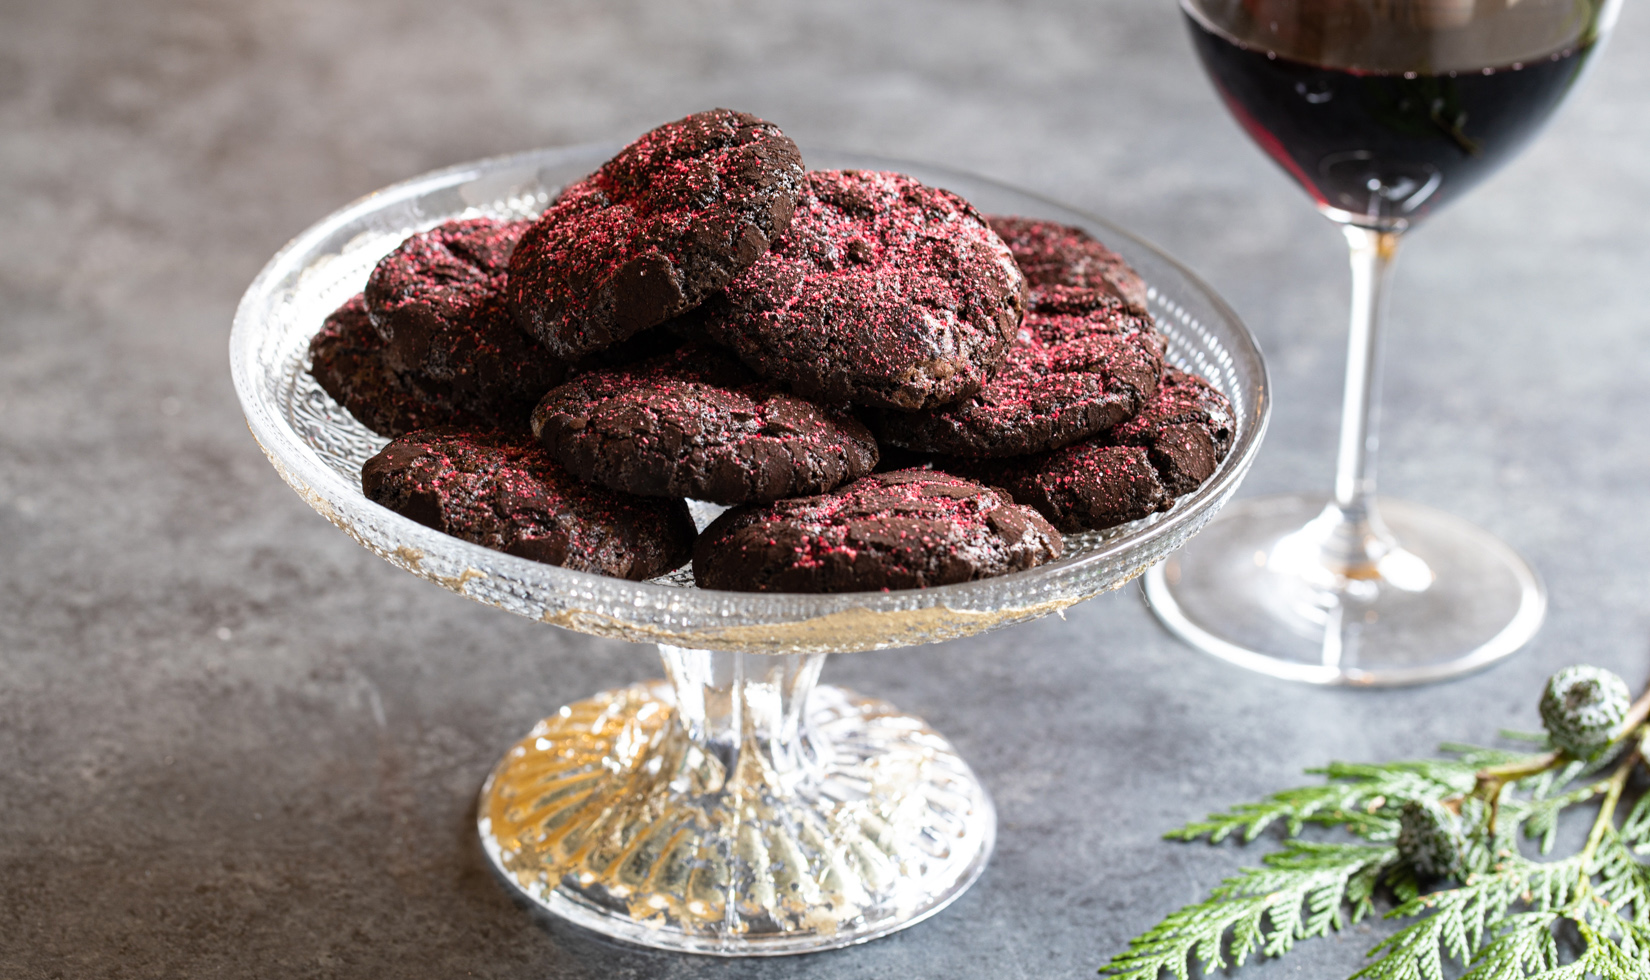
<box><xmin>1103</xmin><ymin>731</ymin><xmax>1650</xmax><ymax>980</ymax></box>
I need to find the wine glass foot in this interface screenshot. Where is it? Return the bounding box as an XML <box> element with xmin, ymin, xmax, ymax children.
<box><xmin>1143</xmin><ymin>493</ymin><xmax>1545</xmax><ymax>686</ymax></box>
<box><xmin>477</xmin><ymin>676</ymin><xmax>995</xmax><ymax>956</ymax></box>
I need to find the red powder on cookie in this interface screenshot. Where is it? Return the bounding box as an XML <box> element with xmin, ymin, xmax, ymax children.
<box><xmin>986</xmin><ymin>214</ymin><xmax>1148</xmax><ymax>311</ymax></box>
<box><xmin>872</xmin><ymin>285</ymin><xmax>1164</xmax><ymax>458</ymax></box>
<box><xmin>693</xmin><ymin>468</ymin><xmax>1061</xmax><ymax>592</ymax></box>
<box><xmin>702</xmin><ymin>170</ymin><xmax>1026</xmax><ymax>412</ymax></box>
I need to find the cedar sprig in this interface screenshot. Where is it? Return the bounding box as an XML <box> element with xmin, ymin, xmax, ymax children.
<box><xmin>1102</xmin><ymin>667</ymin><xmax>1650</xmax><ymax>980</ymax></box>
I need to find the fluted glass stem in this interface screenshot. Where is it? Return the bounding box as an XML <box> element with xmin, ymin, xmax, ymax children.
<box><xmin>657</xmin><ymin>645</ymin><xmax>827</xmax><ymax>794</ymax></box>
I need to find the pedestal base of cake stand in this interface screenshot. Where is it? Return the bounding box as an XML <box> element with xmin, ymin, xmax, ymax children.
<box><xmin>477</xmin><ymin>645</ymin><xmax>996</xmax><ymax>956</ymax></box>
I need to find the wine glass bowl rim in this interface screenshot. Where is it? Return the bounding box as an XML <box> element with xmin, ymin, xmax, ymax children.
<box><xmin>1178</xmin><ymin>0</ymin><xmax>1616</xmax><ymax>70</ymax></box>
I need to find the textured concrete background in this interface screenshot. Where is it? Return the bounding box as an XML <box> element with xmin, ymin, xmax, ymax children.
<box><xmin>2</xmin><ymin>0</ymin><xmax>1648</xmax><ymax>976</ymax></box>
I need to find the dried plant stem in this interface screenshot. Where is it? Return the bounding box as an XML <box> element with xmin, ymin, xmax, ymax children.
<box><xmin>1474</xmin><ymin>685</ymin><xmax>1650</xmax><ymax>831</ymax></box>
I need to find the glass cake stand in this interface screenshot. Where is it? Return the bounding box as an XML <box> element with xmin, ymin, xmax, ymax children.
<box><xmin>229</xmin><ymin>145</ymin><xmax>1270</xmax><ymax>956</ymax></box>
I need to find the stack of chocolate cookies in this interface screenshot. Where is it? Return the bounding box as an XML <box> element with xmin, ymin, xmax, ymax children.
<box><xmin>308</xmin><ymin>109</ymin><xmax>1233</xmax><ymax>593</ymax></box>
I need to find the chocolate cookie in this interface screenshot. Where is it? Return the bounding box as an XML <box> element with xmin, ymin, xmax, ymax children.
<box><xmin>701</xmin><ymin>169</ymin><xmax>1026</xmax><ymax>412</ymax></box>
<box><xmin>361</xmin><ymin>428</ymin><xmax>695</xmax><ymax>580</ymax></box>
<box><xmin>1111</xmin><ymin>366</ymin><xmax>1234</xmax><ymax>495</ymax></box>
<box><xmin>509</xmin><ymin>109</ymin><xmax>805</xmax><ymax>359</ymax></box>
<box><xmin>693</xmin><ymin>469</ymin><xmax>1062</xmax><ymax>593</ymax></box>
<box><xmin>945</xmin><ymin>368</ymin><xmax>1234</xmax><ymax>531</ymax></box>
<box><xmin>365</xmin><ymin>217</ymin><xmax>565</xmax><ymax>420</ymax></box>
<box><xmin>870</xmin><ymin>286</ymin><xmax>1163</xmax><ymax>458</ymax></box>
<box><xmin>308</xmin><ymin>294</ymin><xmax>486</xmax><ymax>437</ymax></box>
<box><xmin>987</xmin><ymin>215</ymin><xmax>1148</xmax><ymax>311</ymax></box>
<box><xmin>952</xmin><ymin>443</ymin><xmax>1172</xmax><ymax>533</ymax></box>
<box><xmin>533</xmin><ymin>344</ymin><xmax>878</xmax><ymax>505</ymax></box>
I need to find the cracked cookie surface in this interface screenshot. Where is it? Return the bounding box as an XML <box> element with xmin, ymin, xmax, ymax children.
<box><xmin>533</xmin><ymin>344</ymin><xmax>878</xmax><ymax>505</ymax></box>
<box><xmin>871</xmin><ymin>286</ymin><xmax>1163</xmax><ymax>458</ymax></box>
<box><xmin>308</xmin><ymin>294</ymin><xmax>490</xmax><ymax>437</ymax></box>
<box><xmin>1111</xmin><ymin>366</ymin><xmax>1234</xmax><ymax>495</ymax></box>
<box><xmin>987</xmin><ymin>214</ymin><xmax>1148</xmax><ymax>311</ymax></box>
<box><xmin>362</xmin><ymin>428</ymin><xmax>696</xmax><ymax>580</ymax></box>
<box><xmin>693</xmin><ymin>468</ymin><xmax>1061</xmax><ymax>593</ymax></box>
<box><xmin>701</xmin><ymin>169</ymin><xmax>1025</xmax><ymax>412</ymax></box>
<box><xmin>508</xmin><ymin>109</ymin><xmax>805</xmax><ymax>358</ymax></box>
<box><xmin>364</xmin><ymin>217</ymin><xmax>564</xmax><ymax>424</ymax></box>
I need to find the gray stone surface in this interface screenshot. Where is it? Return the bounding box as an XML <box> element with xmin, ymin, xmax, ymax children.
<box><xmin>2</xmin><ymin>0</ymin><xmax>1648</xmax><ymax>976</ymax></box>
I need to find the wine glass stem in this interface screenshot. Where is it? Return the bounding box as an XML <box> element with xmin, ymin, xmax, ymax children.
<box><xmin>1333</xmin><ymin>225</ymin><xmax>1402</xmax><ymax>519</ymax></box>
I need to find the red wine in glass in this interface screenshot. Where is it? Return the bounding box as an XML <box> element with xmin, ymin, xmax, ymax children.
<box><xmin>1186</xmin><ymin>0</ymin><xmax>1609</xmax><ymax>229</ymax></box>
<box><xmin>1147</xmin><ymin>0</ymin><xmax>1617</xmax><ymax>684</ymax></box>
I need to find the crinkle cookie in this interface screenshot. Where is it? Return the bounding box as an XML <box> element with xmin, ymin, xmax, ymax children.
<box><xmin>364</xmin><ymin>217</ymin><xmax>564</xmax><ymax>422</ymax></box>
<box><xmin>945</xmin><ymin>366</ymin><xmax>1234</xmax><ymax>531</ymax></box>
<box><xmin>361</xmin><ymin>428</ymin><xmax>696</xmax><ymax>580</ymax></box>
<box><xmin>693</xmin><ymin>469</ymin><xmax>1062</xmax><ymax>593</ymax></box>
<box><xmin>1111</xmin><ymin>366</ymin><xmax>1234</xmax><ymax>495</ymax></box>
<box><xmin>308</xmin><ymin>294</ymin><xmax>488</xmax><ymax>437</ymax></box>
<box><xmin>870</xmin><ymin>286</ymin><xmax>1162</xmax><ymax>458</ymax></box>
<box><xmin>508</xmin><ymin>109</ymin><xmax>805</xmax><ymax>358</ymax></box>
<box><xmin>951</xmin><ymin>442</ymin><xmax>1172</xmax><ymax>533</ymax></box>
<box><xmin>533</xmin><ymin>344</ymin><xmax>878</xmax><ymax>505</ymax></box>
<box><xmin>986</xmin><ymin>215</ymin><xmax>1148</xmax><ymax>311</ymax></box>
<box><xmin>701</xmin><ymin>169</ymin><xmax>1026</xmax><ymax>412</ymax></box>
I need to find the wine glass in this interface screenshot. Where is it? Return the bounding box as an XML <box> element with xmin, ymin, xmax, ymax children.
<box><xmin>1144</xmin><ymin>0</ymin><xmax>1620</xmax><ymax>685</ymax></box>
